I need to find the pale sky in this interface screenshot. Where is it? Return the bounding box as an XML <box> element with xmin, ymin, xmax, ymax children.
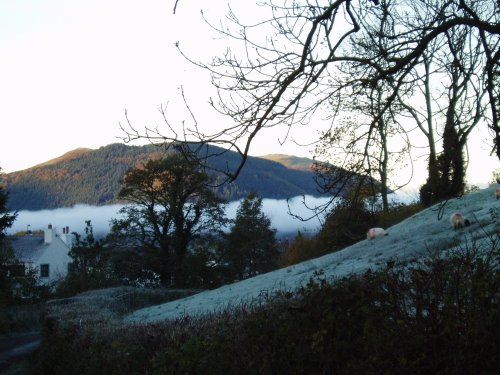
<box><xmin>0</xmin><ymin>0</ymin><xmax>312</xmax><ymax>174</ymax></box>
<box><xmin>0</xmin><ymin>0</ymin><xmax>498</xmax><ymax>189</ymax></box>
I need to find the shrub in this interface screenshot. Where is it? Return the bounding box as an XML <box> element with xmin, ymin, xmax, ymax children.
<box><xmin>376</xmin><ymin>201</ymin><xmax>423</xmax><ymax>228</ymax></box>
<box><xmin>35</xmin><ymin>241</ymin><xmax>499</xmax><ymax>374</ymax></box>
<box><xmin>0</xmin><ymin>303</ymin><xmax>42</xmax><ymax>335</ymax></box>
<box><xmin>280</xmin><ymin>231</ymin><xmax>316</xmax><ymax>266</ymax></box>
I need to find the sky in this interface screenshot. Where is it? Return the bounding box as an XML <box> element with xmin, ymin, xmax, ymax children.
<box><xmin>0</xmin><ymin>0</ymin><xmax>308</xmax><ymax>173</ymax></box>
<box><xmin>126</xmin><ymin>184</ymin><xmax>500</xmax><ymax>323</ymax></box>
<box><xmin>0</xmin><ymin>0</ymin><xmax>498</xmax><ymax>189</ymax></box>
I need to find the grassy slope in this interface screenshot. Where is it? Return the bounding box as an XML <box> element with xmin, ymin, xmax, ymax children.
<box><xmin>126</xmin><ymin>185</ymin><xmax>500</xmax><ymax>323</ymax></box>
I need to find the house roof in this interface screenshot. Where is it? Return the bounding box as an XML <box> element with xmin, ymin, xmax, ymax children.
<box><xmin>7</xmin><ymin>235</ymin><xmax>46</xmax><ymax>263</ymax></box>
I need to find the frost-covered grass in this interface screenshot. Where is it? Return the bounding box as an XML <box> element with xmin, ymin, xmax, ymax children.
<box><xmin>44</xmin><ymin>287</ymin><xmax>199</xmax><ymax>328</ymax></box>
<box><xmin>126</xmin><ymin>185</ymin><xmax>500</xmax><ymax>323</ymax></box>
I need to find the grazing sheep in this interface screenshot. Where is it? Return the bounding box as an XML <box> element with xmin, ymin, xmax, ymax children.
<box><xmin>367</xmin><ymin>227</ymin><xmax>388</xmax><ymax>240</ymax></box>
<box><xmin>496</xmin><ymin>188</ymin><xmax>500</xmax><ymax>200</ymax></box>
<box><xmin>450</xmin><ymin>212</ymin><xmax>471</xmax><ymax>230</ymax></box>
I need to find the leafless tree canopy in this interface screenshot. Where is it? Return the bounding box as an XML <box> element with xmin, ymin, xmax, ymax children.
<box><xmin>122</xmin><ymin>0</ymin><xmax>499</xmax><ymax>187</ymax></box>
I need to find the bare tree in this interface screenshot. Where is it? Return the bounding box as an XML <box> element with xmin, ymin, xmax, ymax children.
<box><xmin>312</xmin><ymin>0</ymin><xmax>414</xmax><ymax>213</ymax></box>
<box><xmin>411</xmin><ymin>23</ymin><xmax>490</xmax><ymax>204</ymax></box>
<box><xmin>122</xmin><ymin>0</ymin><xmax>499</xmax><ymax>187</ymax></box>
<box><xmin>314</xmin><ymin>79</ymin><xmax>411</xmax><ymax>214</ymax></box>
<box><xmin>326</xmin><ymin>0</ymin><xmax>493</xmax><ymax>208</ymax></box>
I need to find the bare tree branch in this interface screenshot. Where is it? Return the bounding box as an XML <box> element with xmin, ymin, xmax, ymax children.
<box><xmin>124</xmin><ymin>0</ymin><xmax>499</xmax><ymax>191</ymax></box>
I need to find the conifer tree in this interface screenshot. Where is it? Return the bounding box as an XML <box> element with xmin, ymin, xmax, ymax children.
<box><xmin>226</xmin><ymin>192</ymin><xmax>278</xmax><ymax>280</ymax></box>
<box><xmin>0</xmin><ymin>168</ymin><xmax>16</xmax><ymax>239</ymax></box>
<box><xmin>0</xmin><ymin>167</ymin><xmax>17</xmax><ymax>302</ymax></box>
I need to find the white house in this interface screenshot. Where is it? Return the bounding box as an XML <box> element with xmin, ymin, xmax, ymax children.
<box><xmin>8</xmin><ymin>224</ymin><xmax>75</xmax><ymax>285</ymax></box>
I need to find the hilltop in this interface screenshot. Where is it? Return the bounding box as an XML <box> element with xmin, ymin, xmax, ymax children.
<box><xmin>33</xmin><ymin>148</ymin><xmax>93</xmax><ymax>168</ymax></box>
<box><xmin>2</xmin><ymin>143</ymin><xmax>327</xmax><ymax>211</ymax></box>
<box><xmin>126</xmin><ymin>184</ymin><xmax>500</xmax><ymax>323</ymax></box>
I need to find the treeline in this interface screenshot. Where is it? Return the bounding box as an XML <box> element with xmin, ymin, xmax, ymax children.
<box><xmin>2</xmin><ymin>143</ymin><xmax>325</xmax><ymax>211</ymax></box>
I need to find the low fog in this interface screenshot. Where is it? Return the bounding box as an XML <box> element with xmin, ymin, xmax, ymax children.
<box><xmin>8</xmin><ymin>196</ymin><xmax>333</xmax><ymax>239</ymax></box>
<box><xmin>8</xmin><ymin>190</ymin><xmax>417</xmax><ymax>239</ymax></box>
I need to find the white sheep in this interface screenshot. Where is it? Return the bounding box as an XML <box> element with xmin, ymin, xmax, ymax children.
<box><xmin>450</xmin><ymin>212</ymin><xmax>470</xmax><ymax>230</ymax></box>
<box><xmin>366</xmin><ymin>227</ymin><xmax>388</xmax><ymax>240</ymax></box>
<box><xmin>495</xmin><ymin>188</ymin><xmax>500</xmax><ymax>200</ymax></box>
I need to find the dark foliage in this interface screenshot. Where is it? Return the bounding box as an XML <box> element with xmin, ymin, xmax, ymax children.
<box><xmin>0</xmin><ymin>303</ymin><xmax>42</xmax><ymax>335</ymax></box>
<box><xmin>0</xmin><ymin>188</ymin><xmax>16</xmax><ymax>238</ymax></box>
<box><xmin>109</xmin><ymin>154</ymin><xmax>227</xmax><ymax>287</ymax></box>
<box><xmin>0</xmin><ymin>244</ymin><xmax>16</xmax><ymax>304</ymax></box>
<box><xmin>36</xmin><ymin>242</ymin><xmax>499</xmax><ymax>375</ymax></box>
<box><xmin>0</xmin><ymin>170</ymin><xmax>17</xmax><ymax>303</ymax></box>
<box><xmin>420</xmin><ymin>123</ymin><xmax>466</xmax><ymax>206</ymax></box>
<box><xmin>224</xmin><ymin>192</ymin><xmax>279</xmax><ymax>280</ymax></box>
<box><xmin>56</xmin><ymin>221</ymin><xmax>118</xmax><ymax>297</ymax></box>
<box><xmin>315</xmin><ymin>194</ymin><xmax>378</xmax><ymax>253</ymax></box>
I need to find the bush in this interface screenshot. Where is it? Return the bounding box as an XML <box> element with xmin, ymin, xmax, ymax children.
<box><xmin>35</xmin><ymin>242</ymin><xmax>499</xmax><ymax>374</ymax></box>
<box><xmin>55</xmin><ymin>272</ymin><xmax>119</xmax><ymax>298</ymax></box>
<box><xmin>280</xmin><ymin>231</ymin><xmax>316</xmax><ymax>266</ymax></box>
<box><xmin>376</xmin><ymin>201</ymin><xmax>423</xmax><ymax>228</ymax></box>
<box><xmin>0</xmin><ymin>303</ymin><xmax>42</xmax><ymax>335</ymax></box>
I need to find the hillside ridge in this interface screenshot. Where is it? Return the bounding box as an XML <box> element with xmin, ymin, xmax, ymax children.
<box><xmin>34</xmin><ymin>148</ymin><xmax>93</xmax><ymax>168</ymax></box>
<box><xmin>3</xmin><ymin>143</ymin><xmax>326</xmax><ymax>211</ymax></box>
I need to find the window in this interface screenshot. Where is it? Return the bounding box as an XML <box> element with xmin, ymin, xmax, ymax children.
<box><xmin>40</xmin><ymin>264</ymin><xmax>49</xmax><ymax>278</ymax></box>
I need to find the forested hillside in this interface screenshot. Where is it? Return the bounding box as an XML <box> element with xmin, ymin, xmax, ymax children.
<box><xmin>259</xmin><ymin>154</ymin><xmax>314</xmax><ymax>171</ymax></box>
<box><xmin>2</xmin><ymin>143</ymin><xmax>326</xmax><ymax>211</ymax></box>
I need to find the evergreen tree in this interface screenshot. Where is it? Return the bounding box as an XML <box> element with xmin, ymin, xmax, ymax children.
<box><xmin>69</xmin><ymin>220</ymin><xmax>107</xmax><ymax>276</ymax></box>
<box><xmin>0</xmin><ymin>168</ymin><xmax>16</xmax><ymax>239</ymax></box>
<box><xmin>226</xmin><ymin>192</ymin><xmax>278</xmax><ymax>280</ymax></box>
<box><xmin>0</xmin><ymin>166</ymin><xmax>17</xmax><ymax>302</ymax></box>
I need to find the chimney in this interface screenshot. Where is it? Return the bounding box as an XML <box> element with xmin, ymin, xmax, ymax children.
<box><xmin>60</xmin><ymin>226</ymin><xmax>74</xmax><ymax>247</ymax></box>
<box><xmin>44</xmin><ymin>224</ymin><xmax>53</xmax><ymax>244</ymax></box>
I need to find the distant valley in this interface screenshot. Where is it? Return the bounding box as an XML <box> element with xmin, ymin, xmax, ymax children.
<box><xmin>2</xmin><ymin>143</ymin><xmax>327</xmax><ymax>211</ymax></box>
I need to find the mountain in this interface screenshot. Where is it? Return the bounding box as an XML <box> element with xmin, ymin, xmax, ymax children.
<box><xmin>126</xmin><ymin>185</ymin><xmax>500</xmax><ymax>323</ymax></box>
<box><xmin>2</xmin><ymin>143</ymin><xmax>326</xmax><ymax>211</ymax></box>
